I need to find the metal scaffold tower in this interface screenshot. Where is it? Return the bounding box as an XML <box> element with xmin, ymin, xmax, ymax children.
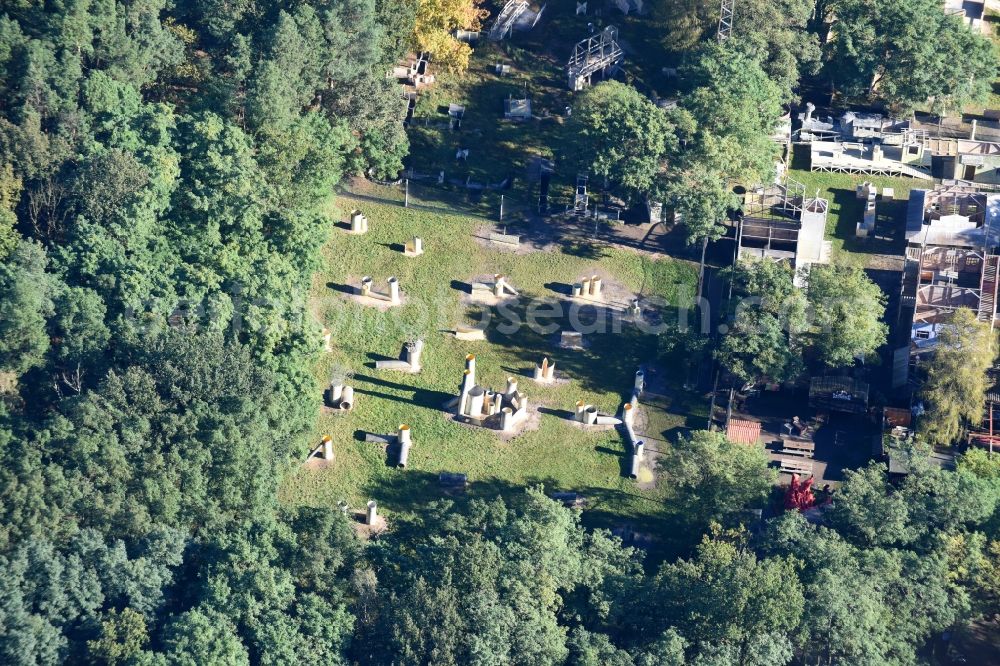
<box><xmin>566</xmin><ymin>26</ymin><xmax>624</xmax><ymax>91</ymax></box>
<box><xmin>718</xmin><ymin>0</ymin><xmax>734</xmax><ymax>41</ymax></box>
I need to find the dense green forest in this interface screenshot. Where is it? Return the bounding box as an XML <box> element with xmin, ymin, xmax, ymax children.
<box><xmin>1</xmin><ymin>0</ymin><xmax>999</xmax><ymax>664</ymax></box>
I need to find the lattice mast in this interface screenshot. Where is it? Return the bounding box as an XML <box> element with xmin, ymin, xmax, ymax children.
<box><xmin>717</xmin><ymin>0</ymin><xmax>734</xmax><ymax>41</ymax></box>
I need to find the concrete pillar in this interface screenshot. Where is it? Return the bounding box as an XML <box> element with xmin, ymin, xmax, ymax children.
<box><xmin>465</xmin><ymin>354</ymin><xmax>476</xmax><ymax>380</ymax></box>
<box><xmin>544</xmin><ymin>360</ymin><xmax>555</xmax><ymax>381</ymax></box>
<box><xmin>485</xmin><ymin>390</ymin><xmax>497</xmax><ymax>415</ymax></box>
<box><xmin>630</xmin><ymin>298</ymin><xmax>641</xmax><ymax>318</ymax></box>
<box><xmin>322</xmin><ymin>436</ymin><xmax>334</xmax><ymax>460</ymax></box>
<box><xmin>340</xmin><ymin>386</ymin><xmax>354</xmax><ymax>410</ymax></box>
<box><xmin>397</xmin><ymin>425</ymin><xmax>411</xmax><ymax>467</ymax></box>
<box><xmin>575</xmin><ymin>400</ymin><xmax>587</xmax><ymax>421</ymax></box>
<box><xmin>366</xmin><ymin>500</ymin><xmax>378</xmax><ymax>525</ymax></box>
<box><xmin>585</xmin><ymin>406</ymin><xmax>598</xmax><ymax>425</ymax></box>
<box><xmin>413</xmin><ymin>237</ymin><xmax>423</xmax><ymax>254</ymax></box>
<box><xmin>493</xmin><ymin>392</ymin><xmax>503</xmax><ymax>414</ymax></box>
<box><xmin>506</xmin><ymin>377</ymin><xmax>518</xmax><ymax>396</ymax></box>
<box><xmin>634</xmin><ymin>370</ymin><xmax>645</xmax><ymax>396</ymax></box>
<box><xmin>971</xmin><ymin>118</ymin><xmax>978</xmax><ymax>141</ymax></box>
<box><xmin>590</xmin><ymin>275</ymin><xmax>602</xmax><ymax>297</ymax></box>
<box><xmin>623</xmin><ymin>402</ymin><xmax>635</xmax><ymax>427</ymax></box>
<box><xmin>500</xmin><ymin>407</ymin><xmax>514</xmax><ymax>431</ymax></box>
<box><xmin>360</xmin><ymin>276</ymin><xmax>373</xmax><ymax>296</ymax></box>
<box><xmin>351</xmin><ymin>210</ymin><xmax>368</xmax><ymax>233</ymax></box>
<box><xmin>533</xmin><ymin>365</ymin><xmax>544</xmax><ymax>381</ymax></box>
<box><xmin>494</xmin><ymin>274</ymin><xmax>506</xmax><ymax>297</ymax></box>
<box><xmin>634</xmin><ymin>439</ymin><xmax>645</xmax><ymax>460</ymax></box>
<box><xmin>388</xmin><ymin>277</ymin><xmax>400</xmax><ymax>304</ymax></box>
<box><xmin>580</xmin><ymin>277</ymin><xmax>591</xmax><ymax>296</ymax></box>
<box><xmin>329</xmin><ymin>382</ymin><xmax>344</xmax><ymax>404</ymax></box>
<box><xmin>572</xmin><ymin>283</ymin><xmax>583</xmax><ymax>297</ymax></box>
<box><xmin>405</xmin><ymin>340</ymin><xmax>423</xmax><ymax>370</ymax></box>
<box><xmin>468</xmin><ymin>387</ymin><xmax>486</xmax><ymax>416</ymax></box>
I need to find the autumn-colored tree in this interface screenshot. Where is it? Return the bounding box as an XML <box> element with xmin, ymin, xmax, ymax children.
<box><xmin>784</xmin><ymin>474</ymin><xmax>816</xmax><ymax>511</ymax></box>
<box><xmin>414</xmin><ymin>0</ymin><xmax>488</xmax><ymax>71</ymax></box>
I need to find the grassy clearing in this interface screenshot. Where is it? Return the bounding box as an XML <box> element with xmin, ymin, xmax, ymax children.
<box><xmin>787</xmin><ymin>145</ymin><xmax>916</xmax><ymax>262</ymax></box>
<box><xmin>279</xmin><ymin>189</ymin><xmax>702</xmax><ymax>554</ymax></box>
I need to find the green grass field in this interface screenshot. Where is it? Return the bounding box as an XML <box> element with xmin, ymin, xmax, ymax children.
<box><xmin>279</xmin><ymin>184</ymin><xmax>703</xmax><ymax>553</ymax></box>
<box><xmin>786</xmin><ymin>145</ymin><xmax>916</xmax><ymax>261</ymax></box>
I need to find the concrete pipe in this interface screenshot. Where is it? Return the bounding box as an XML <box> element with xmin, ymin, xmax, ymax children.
<box><xmin>360</xmin><ymin>276</ymin><xmax>373</xmax><ymax>296</ymax></box>
<box><xmin>329</xmin><ymin>382</ymin><xmax>343</xmax><ymax>404</ymax></box>
<box><xmin>468</xmin><ymin>387</ymin><xmax>486</xmax><ymax>416</ymax></box>
<box><xmin>493</xmin><ymin>392</ymin><xmax>503</xmax><ymax>414</ymax></box>
<box><xmin>590</xmin><ymin>275</ymin><xmax>601</xmax><ymax>297</ymax></box>
<box><xmin>405</xmin><ymin>340</ymin><xmax>424</xmax><ymax>370</ymax></box>
<box><xmin>585</xmin><ymin>406</ymin><xmax>598</xmax><ymax>425</ymax></box>
<box><xmin>544</xmin><ymin>361</ymin><xmax>555</xmax><ymax>381</ymax></box>
<box><xmin>635</xmin><ymin>439</ymin><xmax>645</xmax><ymax>460</ymax></box>
<box><xmin>485</xmin><ymin>390</ymin><xmax>497</xmax><ymax>415</ymax></box>
<box><xmin>366</xmin><ymin>500</ymin><xmax>378</xmax><ymax>525</ymax></box>
<box><xmin>397</xmin><ymin>425</ymin><xmax>412</xmax><ymax>467</ymax></box>
<box><xmin>575</xmin><ymin>400</ymin><xmax>587</xmax><ymax>421</ymax></box>
<box><xmin>629</xmin><ymin>455</ymin><xmax>640</xmax><ymax>480</ymax></box>
<box><xmin>634</xmin><ymin>370</ymin><xmax>645</xmax><ymax>395</ymax></box>
<box><xmin>459</xmin><ymin>369</ymin><xmax>473</xmax><ymax>414</ymax></box>
<box><xmin>465</xmin><ymin>353</ymin><xmax>476</xmax><ymax>378</ymax></box>
<box><xmin>388</xmin><ymin>277</ymin><xmax>400</xmax><ymax>304</ymax></box>
<box><xmin>533</xmin><ymin>366</ymin><xmax>544</xmax><ymax>381</ymax></box>
<box><xmin>494</xmin><ymin>274</ymin><xmax>505</xmax><ymax>297</ymax></box>
<box><xmin>572</xmin><ymin>283</ymin><xmax>583</xmax><ymax>297</ymax></box>
<box><xmin>500</xmin><ymin>407</ymin><xmax>514</xmax><ymax>431</ymax></box>
<box><xmin>505</xmin><ymin>377</ymin><xmax>518</xmax><ymax>397</ymax></box>
<box><xmin>580</xmin><ymin>277</ymin><xmax>591</xmax><ymax>296</ymax></box>
<box><xmin>623</xmin><ymin>402</ymin><xmax>635</xmax><ymax>427</ymax></box>
<box><xmin>322</xmin><ymin>436</ymin><xmax>334</xmax><ymax>460</ymax></box>
<box><xmin>340</xmin><ymin>386</ymin><xmax>354</xmax><ymax>410</ymax></box>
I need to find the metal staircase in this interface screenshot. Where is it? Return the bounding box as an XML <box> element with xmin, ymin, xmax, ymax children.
<box><xmin>979</xmin><ymin>255</ymin><xmax>999</xmax><ymax>324</ymax></box>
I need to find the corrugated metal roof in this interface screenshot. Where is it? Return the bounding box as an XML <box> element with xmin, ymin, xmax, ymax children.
<box><xmin>726</xmin><ymin>419</ymin><xmax>762</xmax><ymax>445</ymax></box>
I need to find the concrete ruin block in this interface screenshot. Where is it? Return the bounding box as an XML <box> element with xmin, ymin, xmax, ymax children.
<box><xmin>590</xmin><ymin>275</ymin><xmax>602</xmax><ymax>298</ymax></box>
<box><xmin>455</xmin><ymin>325</ymin><xmax>486</xmax><ymax>341</ymax></box>
<box><xmin>366</xmin><ymin>500</ymin><xmax>378</xmax><ymax>525</ymax></box>
<box><xmin>594</xmin><ymin>415</ymin><xmax>622</xmax><ymax>426</ymax></box>
<box><xmin>404</xmin><ymin>237</ymin><xmax>423</xmax><ymax>257</ymax></box>
<box><xmin>340</xmin><ymin>386</ymin><xmax>355</xmax><ymax>411</ymax></box>
<box><xmin>397</xmin><ymin>424</ymin><xmax>412</xmax><ymax>467</ymax></box>
<box><xmin>350</xmin><ymin>210</ymin><xmax>369</xmax><ymax>234</ymax></box>
<box><xmin>561</xmin><ymin>331</ymin><xmax>584</xmax><ymax>349</ymax></box>
<box><xmin>360</xmin><ymin>276</ymin><xmax>373</xmax><ymax>297</ymax></box>
<box><xmin>388</xmin><ymin>277</ymin><xmax>400</xmax><ymax>304</ymax></box>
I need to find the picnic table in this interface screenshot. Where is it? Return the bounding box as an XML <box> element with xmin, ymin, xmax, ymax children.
<box><xmin>778</xmin><ymin>457</ymin><xmax>814</xmax><ymax>477</ymax></box>
<box><xmin>780</xmin><ymin>438</ymin><xmax>815</xmax><ymax>458</ymax></box>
